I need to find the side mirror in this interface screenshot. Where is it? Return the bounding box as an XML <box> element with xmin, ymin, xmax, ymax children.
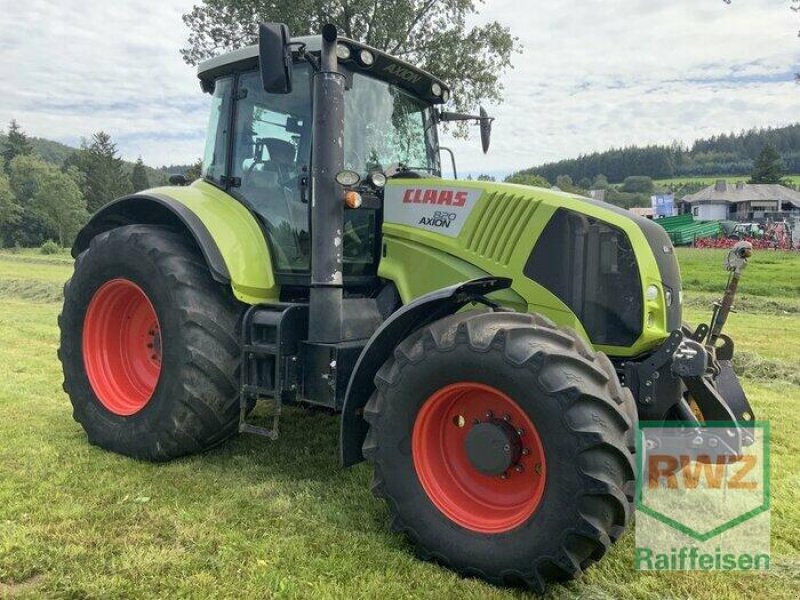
<box><xmin>438</xmin><ymin>108</ymin><xmax>494</xmax><ymax>153</ymax></box>
<box><xmin>479</xmin><ymin>107</ymin><xmax>493</xmax><ymax>154</ymax></box>
<box><xmin>259</xmin><ymin>23</ymin><xmax>293</xmax><ymax>94</ymax></box>
<box><xmin>168</xmin><ymin>174</ymin><xmax>187</xmax><ymax>186</ymax></box>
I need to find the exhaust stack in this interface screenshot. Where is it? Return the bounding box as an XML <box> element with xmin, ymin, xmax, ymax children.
<box><xmin>308</xmin><ymin>24</ymin><xmax>346</xmax><ymax>343</ymax></box>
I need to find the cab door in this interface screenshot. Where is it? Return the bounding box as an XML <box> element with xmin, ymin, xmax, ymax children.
<box><xmin>231</xmin><ymin>67</ymin><xmax>313</xmax><ymax>273</ymax></box>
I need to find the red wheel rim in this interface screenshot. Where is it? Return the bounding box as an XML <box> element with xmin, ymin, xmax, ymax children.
<box><xmin>412</xmin><ymin>382</ymin><xmax>546</xmax><ymax>533</ymax></box>
<box><xmin>82</xmin><ymin>279</ymin><xmax>162</xmax><ymax>416</ymax></box>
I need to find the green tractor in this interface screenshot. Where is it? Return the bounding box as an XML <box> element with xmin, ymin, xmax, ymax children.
<box><xmin>59</xmin><ymin>23</ymin><xmax>755</xmax><ymax>591</ymax></box>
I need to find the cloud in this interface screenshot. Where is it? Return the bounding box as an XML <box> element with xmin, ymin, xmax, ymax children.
<box><xmin>0</xmin><ymin>0</ymin><xmax>207</xmax><ymax>166</ymax></box>
<box><xmin>446</xmin><ymin>0</ymin><xmax>800</xmax><ymax>177</ymax></box>
<box><xmin>0</xmin><ymin>0</ymin><xmax>797</xmax><ymax>174</ymax></box>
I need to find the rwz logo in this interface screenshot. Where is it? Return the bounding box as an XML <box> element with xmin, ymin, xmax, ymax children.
<box><xmin>403</xmin><ymin>188</ymin><xmax>468</xmax><ymax>207</ymax></box>
<box><xmin>419</xmin><ymin>211</ymin><xmax>457</xmax><ymax>229</ymax></box>
<box><xmin>647</xmin><ymin>454</ymin><xmax>758</xmax><ymax>490</ymax></box>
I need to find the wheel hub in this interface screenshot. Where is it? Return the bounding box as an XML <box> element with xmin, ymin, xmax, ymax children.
<box><xmin>412</xmin><ymin>382</ymin><xmax>547</xmax><ymax>533</ymax></box>
<box><xmin>464</xmin><ymin>419</ymin><xmax>521</xmax><ymax>475</ymax></box>
<box><xmin>82</xmin><ymin>278</ymin><xmax>162</xmax><ymax>416</ymax></box>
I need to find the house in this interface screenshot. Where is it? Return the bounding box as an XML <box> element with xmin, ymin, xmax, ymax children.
<box><xmin>681</xmin><ymin>180</ymin><xmax>800</xmax><ymax>221</ymax></box>
<box><xmin>588</xmin><ymin>189</ymin><xmax>606</xmax><ymax>202</ymax></box>
<box><xmin>629</xmin><ymin>206</ymin><xmax>655</xmax><ymax>219</ymax></box>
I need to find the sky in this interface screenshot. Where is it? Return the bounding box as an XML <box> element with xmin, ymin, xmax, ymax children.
<box><xmin>0</xmin><ymin>0</ymin><xmax>798</xmax><ymax>178</ymax></box>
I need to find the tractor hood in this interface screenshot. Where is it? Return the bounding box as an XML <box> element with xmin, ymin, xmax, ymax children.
<box><xmin>380</xmin><ymin>178</ymin><xmax>682</xmax><ymax>356</ymax></box>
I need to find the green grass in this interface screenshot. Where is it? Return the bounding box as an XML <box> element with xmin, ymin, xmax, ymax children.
<box><xmin>1</xmin><ymin>249</ymin><xmax>799</xmax><ymax>598</ymax></box>
<box><xmin>653</xmin><ymin>175</ymin><xmax>800</xmax><ymax>187</ymax></box>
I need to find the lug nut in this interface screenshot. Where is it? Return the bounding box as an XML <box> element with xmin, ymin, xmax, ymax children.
<box><xmin>514</xmin><ymin>464</ymin><xmax>524</xmax><ymax>473</ymax></box>
<box><xmin>485</xmin><ymin>410</ymin><xmax>493</xmax><ymax>418</ymax></box>
<box><xmin>503</xmin><ymin>444</ymin><xmax>510</xmax><ymax>452</ymax></box>
<box><xmin>522</xmin><ymin>448</ymin><xmax>530</xmax><ymax>456</ymax></box>
<box><xmin>500</xmin><ymin>472</ymin><xmax>508</xmax><ymax>480</ymax></box>
<box><xmin>503</xmin><ymin>414</ymin><xmax>511</xmax><ymax>422</ymax></box>
<box><xmin>516</xmin><ymin>428</ymin><xmax>525</xmax><ymax>436</ymax></box>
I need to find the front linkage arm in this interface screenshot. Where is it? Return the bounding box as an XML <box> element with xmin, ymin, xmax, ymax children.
<box><xmin>625</xmin><ymin>242</ymin><xmax>756</xmax><ymax>458</ymax></box>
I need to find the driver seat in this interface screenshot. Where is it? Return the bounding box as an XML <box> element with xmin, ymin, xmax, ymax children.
<box><xmin>262</xmin><ymin>138</ymin><xmax>296</xmax><ymax>182</ymax></box>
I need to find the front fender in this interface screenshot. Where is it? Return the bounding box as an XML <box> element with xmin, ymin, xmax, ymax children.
<box><xmin>73</xmin><ymin>180</ymin><xmax>278</xmax><ymax>304</ymax></box>
<box><xmin>339</xmin><ymin>276</ymin><xmax>512</xmax><ymax>466</ymax></box>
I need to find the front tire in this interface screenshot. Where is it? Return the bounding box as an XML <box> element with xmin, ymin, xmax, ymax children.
<box><xmin>59</xmin><ymin>225</ymin><xmax>243</xmax><ymax>461</ymax></box>
<box><xmin>362</xmin><ymin>311</ymin><xmax>636</xmax><ymax>591</ymax></box>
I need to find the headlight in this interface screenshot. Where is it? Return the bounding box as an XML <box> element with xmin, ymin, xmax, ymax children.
<box><xmin>431</xmin><ymin>82</ymin><xmax>442</xmax><ymax>97</ymax></box>
<box><xmin>335</xmin><ymin>169</ymin><xmax>361</xmax><ymax>186</ymax></box>
<box><xmin>336</xmin><ymin>43</ymin><xmax>351</xmax><ymax>60</ymax></box>
<box><xmin>646</xmin><ymin>284</ymin><xmax>659</xmax><ymax>301</ymax></box>
<box><xmin>359</xmin><ymin>49</ymin><xmax>375</xmax><ymax>66</ymax></box>
<box><xmin>369</xmin><ymin>171</ymin><xmax>387</xmax><ymax>188</ymax></box>
<box><xmin>441</xmin><ymin>88</ymin><xmax>450</xmax><ymax>103</ymax></box>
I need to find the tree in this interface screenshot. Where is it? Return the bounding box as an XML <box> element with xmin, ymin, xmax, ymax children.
<box><xmin>9</xmin><ymin>154</ymin><xmax>51</xmax><ymax>204</ymax></box>
<box><xmin>181</xmin><ymin>1</ymin><xmax>520</xmax><ymax>126</ymax></box>
<box><xmin>505</xmin><ymin>172</ymin><xmax>549</xmax><ymax>188</ymax></box>
<box><xmin>184</xmin><ymin>158</ymin><xmax>204</xmax><ymax>182</ymax></box>
<box><xmin>7</xmin><ymin>155</ymin><xmax>61</xmax><ymax>246</ymax></box>
<box><xmin>131</xmin><ymin>157</ymin><xmax>150</xmax><ymax>192</ymax></box>
<box><xmin>65</xmin><ymin>132</ymin><xmax>133</xmax><ymax>212</ymax></box>
<box><xmin>592</xmin><ymin>174</ymin><xmax>609</xmax><ymax>189</ymax></box>
<box><xmin>2</xmin><ymin>120</ymin><xmax>33</xmax><ymax>173</ymax></box>
<box><xmin>621</xmin><ymin>176</ymin><xmax>654</xmax><ymax>194</ymax></box>
<box><xmin>749</xmin><ymin>144</ymin><xmax>785</xmax><ymax>184</ymax></box>
<box><xmin>31</xmin><ymin>167</ymin><xmax>89</xmax><ymax>247</ymax></box>
<box><xmin>0</xmin><ymin>160</ymin><xmax>23</xmax><ymax>246</ymax></box>
<box><xmin>555</xmin><ymin>174</ymin><xmax>574</xmax><ymax>190</ymax></box>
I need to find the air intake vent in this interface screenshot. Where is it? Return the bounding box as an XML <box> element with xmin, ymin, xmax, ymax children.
<box><xmin>465</xmin><ymin>192</ymin><xmax>537</xmax><ymax>265</ymax></box>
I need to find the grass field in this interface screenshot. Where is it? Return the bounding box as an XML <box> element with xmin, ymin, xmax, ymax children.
<box><xmin>0</xmin><ymin>248</ymin><xmax>799</xmax><ymax>598</ymax></box>
<box><xmin>653</xmin><ymin>175</ymin><xmax>800</xmax><ymax>188</ymax></box>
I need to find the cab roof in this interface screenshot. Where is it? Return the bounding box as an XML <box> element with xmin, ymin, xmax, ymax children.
<box><xmin>197</xmin><ymin>35</ymin><xmax>450</xmax><ymax>105</ymax></box>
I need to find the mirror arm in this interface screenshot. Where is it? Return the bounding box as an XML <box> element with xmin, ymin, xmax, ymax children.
<box><xmin>438</xmin><ymin>111</ymin><xmax>479</xmax><ymax>123</ymax></box>
<box><xmin>438</xmin><ymin>111</ymin><xmax>494</xmax><ymax>124</ymax></box>
<box><xmin>288</xmin><ymin>42</ymin><xmax>320</xmax><ymax>72</ymax></box>
<box><xmin>439</xmin><ymin>147</ymin><xmax>457</xmax><ymax>179</ymax></box>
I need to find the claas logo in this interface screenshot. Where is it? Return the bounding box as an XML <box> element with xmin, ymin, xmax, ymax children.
<box><xmin>403</xmin><ymin>189</ymin><xmax>468</xmax><ymax>207</ymax></box>
<box><xmin>648</xmin><ymin>454</ymin><xmax>758</xmax><ymax>490</ymax></box>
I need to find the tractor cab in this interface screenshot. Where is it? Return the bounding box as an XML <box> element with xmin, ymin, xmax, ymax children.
<box><xmin>197</xmin><ymin>33</ymin><xmax>447</xmax><ymax>287</ymax></box>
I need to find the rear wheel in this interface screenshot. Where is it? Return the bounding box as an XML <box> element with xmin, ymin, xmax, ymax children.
<box><xmin>363</xmin><ymin>311</ymin><xmax>635</xmax><ymax>591</ymax></box>
<box><xmin>59</xmin><ymin>225</ymin><xmax>243</xmax><ymax>461</ymax></box>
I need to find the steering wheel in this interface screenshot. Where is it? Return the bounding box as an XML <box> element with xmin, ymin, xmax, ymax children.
<box><xmin>245</xmin><ymin>162</ymin><xmax>299</xmax><ymax>190</ymax></box>
<box><xmin>385</xmin><ymin>162</ymin><xmax>423</xmax><ymax>179</ymax></box>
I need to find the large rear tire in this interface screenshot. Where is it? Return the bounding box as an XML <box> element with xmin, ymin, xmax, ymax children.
<box><xmin>59</xmin><ymin>225</ymin><xmax>243</xmax><ymax>461</ymax></box>
<box><xmin>362</xmin><ymin>311</ymin><xmax>636</xmax><ymax>591</ymax></box>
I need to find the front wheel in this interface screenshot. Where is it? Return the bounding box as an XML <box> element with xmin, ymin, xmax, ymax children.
<box><xmin>362</xmin><ymin>311</ymin><xmax>636</xmax><ymax>591</ymax></box>
<box><xmin>59</xmin><ymin>225</ymin><xmax>243</xmax><ymax>461</ymax></box>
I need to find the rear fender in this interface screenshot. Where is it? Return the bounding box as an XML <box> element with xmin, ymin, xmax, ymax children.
<box><xmin>339</xmin><ymin>276</ymin><xmax>512</xmax><ymax>466</ymax></box>
<box><xmin>72</xmin><ymin>181</ymin><xmax>278</xmax><ymax>304</ymax></box>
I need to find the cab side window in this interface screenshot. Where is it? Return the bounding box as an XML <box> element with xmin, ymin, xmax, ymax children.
<box><xmin>232</xmin><ymin>69</ymin><xmax>312</xmax><ymax>272</ymax></box>
<box><xmin>202</xmin><ymin>77</ymin><xmax>233</xmax><ymax>183</ymax></box>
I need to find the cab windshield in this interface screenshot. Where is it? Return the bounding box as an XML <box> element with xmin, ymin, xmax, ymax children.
<box><xmin>344</xmin><ymin>72</ymin><xmax>439</xmax><ymax>176</ymax></box>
